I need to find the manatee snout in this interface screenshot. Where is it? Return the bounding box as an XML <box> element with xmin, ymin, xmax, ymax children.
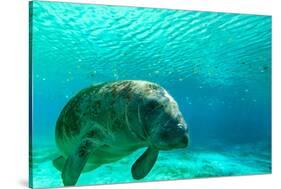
<box><xmin>154</xmin><ymin>118</ymin><xmax>189</xmax><ymax>150</ymax></box>
<box><xmin>178</xmin><ymin>123</ymin><xmax>189</xmax><ymax>145</ymax></box>
<box><xmin>169</xmin><ymin>122</ymin><xmax>189</xmax><ymax>148</ymax></box>
<box><xmin>177</xmin><ymin>131</ymin><xmax>189</xmax><ymax>148</ymax></box>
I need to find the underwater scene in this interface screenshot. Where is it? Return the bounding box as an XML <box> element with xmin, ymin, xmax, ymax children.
<box><xmin>29</xmin><ymin>1</ymin><xmax>272</xmax><ymax>188</ymax></box>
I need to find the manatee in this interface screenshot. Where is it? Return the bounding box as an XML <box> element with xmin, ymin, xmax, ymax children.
<box><xmin>53</xmin><ymin>80</ymin><xmax>189</xmax><ymax>186</ymax></box>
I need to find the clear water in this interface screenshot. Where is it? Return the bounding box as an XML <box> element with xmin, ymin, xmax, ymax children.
<box><xmin>29</xmin><ymin>1</ymin><xmax>272</xmax><ymax>188</ymax></box>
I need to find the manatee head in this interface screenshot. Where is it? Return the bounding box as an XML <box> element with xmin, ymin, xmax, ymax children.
<box><xmin>139</xmin><ymin>83</ymin><xmax>189</xmax><ymax>151</ymax></box>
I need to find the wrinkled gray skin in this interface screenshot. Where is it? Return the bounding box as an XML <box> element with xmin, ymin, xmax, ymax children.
<box><xmin>54</xmin><ymin>80</ymin><xmax>189</xmax><ymax>186</ymax></box>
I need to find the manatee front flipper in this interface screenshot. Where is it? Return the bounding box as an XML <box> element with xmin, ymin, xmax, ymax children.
<box><xmin>62</xmin><ymin>139</ymin><xmax>95</xmax><ymax>186</ymax></box>
<box><xmin>131</xmin><ymin>147</ymin><xmax>159</xmax><ymax>180</ymax></box>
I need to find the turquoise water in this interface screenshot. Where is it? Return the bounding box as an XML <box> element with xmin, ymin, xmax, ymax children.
<box><xmin>29</xmin><ymin>1</ymin><xmax>272</xmax><ymax>188</ymax></box>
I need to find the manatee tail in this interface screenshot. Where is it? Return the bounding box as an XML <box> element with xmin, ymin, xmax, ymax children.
<box><xmin>53</xmin><ymin>156</ymin><xmax>66</xmax><ymax>172</ymax></box>
<box><xmin>53</xmin><ymin>155</ymin><xmax>99</xmax><ymax>173</ymax></box>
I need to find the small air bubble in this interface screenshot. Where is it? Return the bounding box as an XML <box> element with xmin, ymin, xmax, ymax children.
<box><xmin>42</xmin><ymin>78</ymin><xmax>46</xmax><ymax>81</ymax></box>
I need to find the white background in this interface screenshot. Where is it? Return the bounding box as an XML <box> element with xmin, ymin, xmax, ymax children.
<box><xmin>0</xmin><ymin>0</ymin><xmax>280</xmax><ymax>188</ymax></box>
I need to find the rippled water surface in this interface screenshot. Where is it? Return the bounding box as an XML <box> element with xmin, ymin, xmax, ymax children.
<box><xmin>30</xmin><ymin>1</ymin><xmax>271</xmax><ymax>188</ymax></box>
